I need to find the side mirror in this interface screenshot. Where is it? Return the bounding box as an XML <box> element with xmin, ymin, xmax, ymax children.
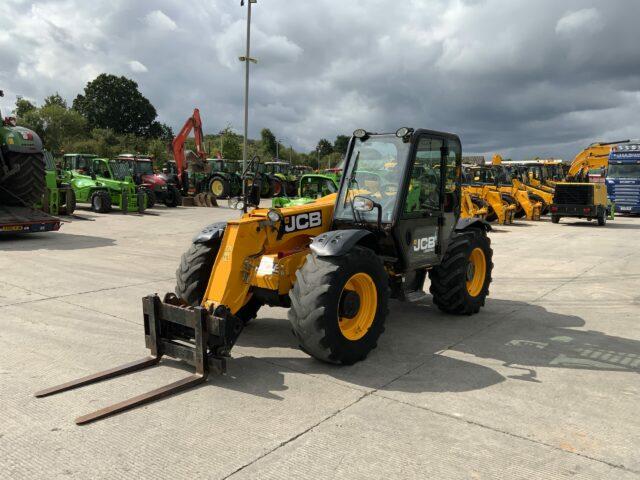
<box><xmin>353</xmin><ymin>196</ymin><xmax>374</xmax><ymax>212</ymax></box>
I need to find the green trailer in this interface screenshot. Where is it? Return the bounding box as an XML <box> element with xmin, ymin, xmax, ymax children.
<box><xmin>61</xmin><ymin>154</ymin><xmax>145</xmax><ymax>213</ymax></box>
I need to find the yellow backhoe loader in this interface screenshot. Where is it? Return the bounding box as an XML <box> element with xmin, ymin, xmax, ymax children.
<box><xmin>36</xmin><ymin>127</ymin><xmax>494</xmax><ymax>424</ymax></box>
<box><xmin>463</xmin><ymin>166</ymin><xmax>518</xmax><ymax>224</ymax></box>
<box><xmin>461</xmin><ymin>189</ymin><xmax>489</xmax><ymax>219</ymax></box>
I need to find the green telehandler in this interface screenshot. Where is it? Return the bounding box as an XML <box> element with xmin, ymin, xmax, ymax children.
<box><xmin>61</xmin><ymin>154</ymin><xmax>146</xmax><ymax>213</ymax></box>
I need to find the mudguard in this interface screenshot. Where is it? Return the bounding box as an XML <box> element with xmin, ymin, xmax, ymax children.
<box><xmin>193</xmin><ymin>221</ymin><xmax>227</xmax><ymax>244</ymax></box>
<box><xmin>455</xmin><ymin>217</ymin><xmax>492</xmax><ymax>232</ymax></box>
<box><xmin>1</xmin><ymin>126</ymin><xmax>44</xmax><ymax>154</ymax></box>
<box><xmin>310</xmin><ymin>229</ymin><xmax>374</xmax><ymax>256</ymax></box>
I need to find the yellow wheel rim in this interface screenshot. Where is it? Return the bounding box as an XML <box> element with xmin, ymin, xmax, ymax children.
<box><xmin>466</xmin><ymin>247</ymin><xmax>487</xmax><ymax>297</ymax></box>
<box><xmin>211</xmin><ymin>179</ymin><xmax>224</xmax><ymax>196</ymax></box>
<box><xmin>338</xmin><ymin>272</ymin><xmax>377</xmax><ymax>341</ymax></box>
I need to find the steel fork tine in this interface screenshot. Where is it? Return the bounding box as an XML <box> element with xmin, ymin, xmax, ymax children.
<box><xmin>75</xmin><ymin>373</ymin><xmax>206</xmax><ymax>425</ymax></box>
<box><xmin>34</xmin><ymin>356</ymin><xmax>160</xmax><ymax>398</ymax></box>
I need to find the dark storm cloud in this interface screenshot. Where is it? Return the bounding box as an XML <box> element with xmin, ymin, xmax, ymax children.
<box><xmin>1</xmin><ymin>0</ymin><xmax>639</xmax><ymax>160</ymax></box>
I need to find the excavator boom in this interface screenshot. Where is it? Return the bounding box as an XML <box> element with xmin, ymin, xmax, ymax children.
<box><xmin>172</xmin><ymin>108</ymin><xmax>207</xmax><ymax>186</ymax></box>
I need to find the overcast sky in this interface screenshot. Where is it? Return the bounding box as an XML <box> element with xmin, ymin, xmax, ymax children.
<box><xmin>1</xmin><ymin>0</ymin><xmax>639</xmax><ymax>159</ymax></box>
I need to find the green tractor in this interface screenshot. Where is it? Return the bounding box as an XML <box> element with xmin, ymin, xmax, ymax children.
<box><xmin>0</xmin><ymin>93</ymin><xmax>45</xmax><ymax>207</ymax></box>
<box><xmin>61</xmin><ymin>154</ymin><xmax>145</xmax><ymax>213</ymax></box>
<box><xmin>206</xmin><ymin>159</ymin><xmax>242</xmax><ymax>199</ymax></box>
<box><xmin>263</xmin><ymin>161</ymin><xmax>297</xmax><ymax>197</ymax></box>
<box><xmin>38</xmin><ymin>151</ymin><xmax>75</xmax><ymax>215</ymax></box>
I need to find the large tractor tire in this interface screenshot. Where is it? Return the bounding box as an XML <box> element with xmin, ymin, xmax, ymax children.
<box><xmin>175</xmin><ymin>241</ymin><xmax>261</xmax><ymax>323</ymax></box>
<box><xmin>164</xmin><ymin>185</ymin><xmax>181</xmax><ymax>207</ymax></box>
<box><xmin>209</xmin><ymin>176</ymin><xmax>230</xmax><ymax>199</ymax></box>
<box><xmin>259</xmin><ymin>177</ymin><xmax>272</xmax><ymax>198</ymax></box>
<box><xmin>429</xmin><ymin>229</ymin><xmax>493</xmax><ymax>315</ymax></box>
<box><xmin>288</xmin><ymin>246</ymin><xmax>389</xmax><ymax>365</ymax></box>
<box><xmin>90</xmin><ymin>190</ymin><xmax>112</xmax><ymax>213</ymax></box>
<box><xmin>0</xmin><ymin>152</ymin><xmax>45</xmax><ymax>206</ymax></box>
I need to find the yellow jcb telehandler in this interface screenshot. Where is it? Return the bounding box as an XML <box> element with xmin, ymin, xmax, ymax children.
<box><xmin>36</xmin><ymin>127</ymin><xmax>494</xmax><ymax>424</ymax></box>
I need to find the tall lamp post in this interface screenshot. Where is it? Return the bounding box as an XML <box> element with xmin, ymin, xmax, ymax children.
<box><xmin>239</xmin><ymin>0</ymin><xmax>257</xmax><ymax>201</ymax></box>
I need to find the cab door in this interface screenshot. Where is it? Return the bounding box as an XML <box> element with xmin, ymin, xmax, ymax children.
<box><xmin>394</xmin><ymin>134</ymin><xmax>446</xmax><ymax>270</ymax></box>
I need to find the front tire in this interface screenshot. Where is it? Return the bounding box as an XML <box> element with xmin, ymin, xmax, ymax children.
<box><xmin>551</xmin><ymin>214</ymin><xmax>560</xmax><ymax>224</ymax></box>
<box><xmin>175</xmin><ymin>241</ymin><xmax>260</xmax><ymax>323</ymax></box>
<box><xmin>164</xmin><ymin>185</ymin><xmax>181</xmax><ymax>207</ymax></box>
<box><xmin>429</xmin><ymin>229</ymin><xmax>493</xmax><ymax>315</ymax></box>
<box><xmin>59</xmin><ymin>188</ymin><xmax>76</xmax><ymax>215</ymax></box>
<box><xmin>288</xmin><ymin>246</ymin><xmax>389</xmax><ymax>365</ymax></box>
<box><xmin>143</xmin><ymin>188</ymin><xmax>157</xmax><ymax>208</ymax></box>
<box><xmin>90</xmin><ymin>190</ymin><xmax>112</xmax><ymax>213</ymax></box>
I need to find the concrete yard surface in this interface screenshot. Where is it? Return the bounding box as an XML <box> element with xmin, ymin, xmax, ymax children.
<box><xmin>1</xmin><ymin>206</ymin><xmax>639</xmax><ymax>479</ymax></box>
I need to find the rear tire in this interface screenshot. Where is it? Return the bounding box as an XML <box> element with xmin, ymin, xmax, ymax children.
<box><xmin>429</xmin><ymin>229</ymin><xmax>493</xmax><ymax>315</ymax></box>
<box><xmin>551</xmin><ymin>215</ymin><xmax>560</xmax><ymax>224</ymax></box>
<box><xmin>597</xmin><ymin>210</ymin><xmax>606</xmax><ymax>226</ymax></box>
<box><xmin>288</xmin><ymin>246</ymin><xmax>389</xmax><ymax>365</ymax></box>
<box><xmin>90</xmin><ymin>190</ymin><xmax>112</xmax><ymax>213</ymax></box>
<box><xmin>0</xmin><ymin>152</ymin><xmax>45</xmax><ymax>206</ymax></box>
<box><xmin>271</xmin><ymin>179</ymin><xmax>283</xmax><ymax>197</ymax></box>
<box><xmin>209</xmin><ymin>177</ymin><xmax>229</xmax><ymax>199</ymax></box>
<box><xmin>175</xmin><ymin>241</ymin><xmax>260</xmax><ymax>323</ymax></box>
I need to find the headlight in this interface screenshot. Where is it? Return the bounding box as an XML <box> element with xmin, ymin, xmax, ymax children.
<box><xmin>267</xmin><ymin>209</ymin><xmax>281</xmax><ymax>223</ymax></box>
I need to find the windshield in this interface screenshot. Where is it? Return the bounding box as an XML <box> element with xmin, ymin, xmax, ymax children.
<box><xmin>300</xmin><ymin>176</ymin><xmax>338</xmax><ymax>198</ymax></box>
<box><xmin>608</xmin><ymin>164</ymin><xmax>640</xmax><ymax>179</ymax></box>
<box><xmin>335</xmin><ymin>135</ymin><xmax>409</xmax><ymax>223</ymax></box>
<box><xmin>270</xmin><ymin>164</ymin><xmax>289</xmax><ymax>174</ymax></box>
<box><xmin>109</xmin><ymin>160</ymin><xmax>131</xmax><ymax>181</ymax></box>
<box><xmin>133</xmin><ymin>161</ymin><xmax>154</xmax><ymax>175</ymax></box>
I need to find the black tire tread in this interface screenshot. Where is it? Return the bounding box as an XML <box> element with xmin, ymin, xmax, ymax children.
<box><xmin>91</xmin><ymin>190</ymin><xmax>112</xmax><ymax>213</ymax></box>
<box><xmin>0</xmin><ymin>153</ymin><xmax>46</xmax><ymax>206</ymax></box>
<box><xmin>288</xmin><ymin>246</ymin><xmax>389</xmax><ymax>365</ymax></box>
<box><xmin>429</xmin><ymin>230</ymin><xmax>493</xmax><ymax>315</ymax></box>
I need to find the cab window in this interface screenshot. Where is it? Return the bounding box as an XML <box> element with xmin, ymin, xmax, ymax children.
<box><xmin>403</xmin><ymin>136</ymin><xmax>443</xmax><ymax>216</ymax></box>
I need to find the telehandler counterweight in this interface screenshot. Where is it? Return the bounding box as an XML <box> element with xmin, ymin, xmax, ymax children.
<box><xmin>36</xmin><ymin>127</ymin><xmax>493</xmax><ymax>424</ymax></box>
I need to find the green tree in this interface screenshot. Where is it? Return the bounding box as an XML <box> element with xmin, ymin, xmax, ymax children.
<box><xmin>148</xmin><ymin>121</ymin><xmax>174</xmax><ymax>142</ymax></box>
<box><xmin>260</xmin><ymin>128</ymin><xmax>277</xmax><ymax>158</ymax></box>
<box><xmin>73</xmin><ymin>74</ymin><xmax>158</xmax><ymax>137</ymax></box>
<box><xmin>316</xmin><ymin>138</ymin><xmax>333</xmax><ymax>157</ymax></box>
<box><xmin>333</xmin><ymin>135</ymin><xmax>350</xmax><ymax>154</ymax></box>
<box><xmin>21</xmin><ymin>104</ymin><xmax>87</xmax><ymax>154</ymax></box>
<box><xmin>219</xmin><ymin>127</ymin><xmax>242</xmax><ymax>159</ymax></box>
<box><xmin>147</xmin><ymin>138</ymin><xmax>170</xmax><ymax>163</ymax></box>
<box><xmin>43</xmin><ymin>92</ymin><xmax>67</xmax><ymax>109</ymax></box>
<box><xmin>15</xmin><ymin>98</ymin><xmax>36</xmax><ymax>117</ymax></box>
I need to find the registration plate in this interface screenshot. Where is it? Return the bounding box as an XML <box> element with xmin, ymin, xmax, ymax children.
<box><xmin>620</xmin><ymin>206</ymin><xmax>632</xmax><ymax>211</ymax></box>
<box><xmin>1</xmin><ymin>225</ymin><xmax>25</xmax><ymax>231</ymax></box>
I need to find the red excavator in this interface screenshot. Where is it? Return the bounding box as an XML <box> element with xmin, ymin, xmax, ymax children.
<box><xmin>170</xmin><ymin>108</ymin><xmax>207</xmax><ymax>195</ymax></box>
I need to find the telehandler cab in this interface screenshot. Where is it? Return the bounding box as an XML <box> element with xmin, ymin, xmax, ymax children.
<box><xmin>36</xmin><ymin>127</ymin><xmax>493</xmax><ymax>424</ymax></box>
